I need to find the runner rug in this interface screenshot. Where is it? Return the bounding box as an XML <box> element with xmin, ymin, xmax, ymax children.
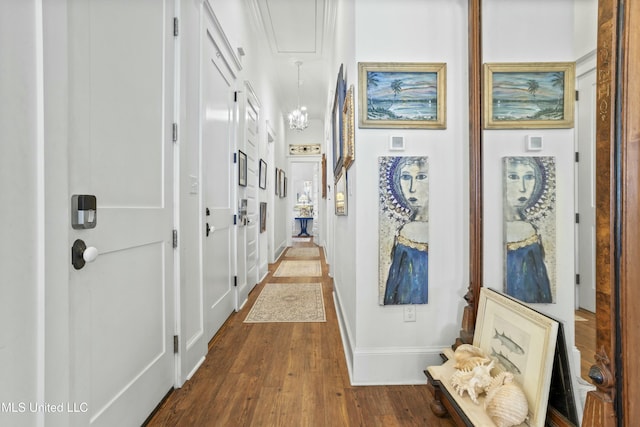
<box><xmin>292</xmin><ymin>237</ymin><xmax>311</xmax><ymax>242</ymax></box>
<box><xmin>243</xmin><ymin>283</ymin><xmax>326</xmax><ymax>323</ymax></box>
<box><xmin>273</xmin><ymin>260</ymin><xmax>322</xmax><ymax>277</ymax></box>
<box><xmin>285</xmin><ymin>247</ymin><xmax>320</xmax><ymax>258</ymax></box>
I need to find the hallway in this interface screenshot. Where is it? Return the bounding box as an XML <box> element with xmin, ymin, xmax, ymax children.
<box><xmin>145</xmin><ymin>239</ymin><xmax>454</xmax><ymax>426</ymax></box>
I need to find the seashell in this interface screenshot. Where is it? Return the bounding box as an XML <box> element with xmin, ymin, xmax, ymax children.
<box><xmin>449</xmin><ymin>360</ymin><xmax>495</xmax><ymax>404</ymax></box>
<box><xmin>484</xmin><ymin>372</ymin><xmax>528</xmax><ymax>427</ymax></box>
<box><xmin>453</xmin><ymin>344</ymin><xmax>492</xmax><ymax>370</ymax></box>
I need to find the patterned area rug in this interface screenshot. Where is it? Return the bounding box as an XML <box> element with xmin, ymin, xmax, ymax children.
<box><xmin>292</xmin><ymin>237</ymin><xmax>311</xmax><ymax>242</ymax></box>
<box><xmin>285</xmin><ymin>247</ymin><xmax>320</xmax><ymax>258</ymax></box>
<box><xmin>243</xmin><ymin>283</ymin><xmax>326</xmax><ymax>323</ymax></box>
<box><xmin>273</xmin><ymin>260</ymin><xmax>322</xmax><ymax>277</ymax></box>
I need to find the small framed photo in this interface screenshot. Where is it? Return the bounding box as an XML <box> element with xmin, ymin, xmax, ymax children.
<box><xmin>334</xmin><ymin>170</ymin><xmax>347</xmax><ymax>216</ymax></box>
<box><xmin>358</xmin><ymin>62</ymin><xmax>446</xmax><ymax>129</ymax></box>
<box><xmin>238</xmin><ymin>150</ymin><xmax>247</xmax><ymax>187</ymax></box>
<box><xmin>278</xmin><ymin>169</ymin><xmax>286</xmax><ymax>198</ymax></box>
<box><xmin>259</xmin><ymin>159</ymin><xmax>267</xmax><ymax>189</ymax></box>
<box><xmin>274</xmin><ymin>168</ymin><xmax>280</xmax><ymax>196</ymax></box>
<box><xmin>474</xmin><ymin>288</ymin><xmax>559</xmax><ymax>427</ymax></box>
<box><xmin>484</xmin><ymin>62</ymin><xmax>575</xmax><ymax>129</ymax></box>
<box><xmin>259</xmin><ymin>202</ymin><xmax>267</xmax><ymax>233</ymax></box>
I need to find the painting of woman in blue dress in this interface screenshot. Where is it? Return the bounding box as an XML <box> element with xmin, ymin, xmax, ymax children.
<box><xmin>503</xmin><ymin>156</ymin><xmax>556</xmax><ymax>303</ymax></box>
<box><xmin>379</xmin><ymin>156</ymin><xmax>429</xmax><ymax>305</ymax></box>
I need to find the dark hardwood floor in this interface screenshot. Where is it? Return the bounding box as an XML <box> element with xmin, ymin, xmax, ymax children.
<box><xmin>145</xmin><ymin>239</ymin><xmax>455</xmax><ymax>426</ymax></box>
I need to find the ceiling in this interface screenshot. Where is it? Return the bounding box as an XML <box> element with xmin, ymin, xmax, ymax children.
<box><xmin>249</xmin><ymin>0</ymin><xmax>337</xmax><ymax>122</ymax></box>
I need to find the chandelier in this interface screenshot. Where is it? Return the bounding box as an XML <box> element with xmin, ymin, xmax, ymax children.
<box><xmin>288</xmin><ymin>61</ymin><xmax>309</xmax><ymax>131</ymax></box>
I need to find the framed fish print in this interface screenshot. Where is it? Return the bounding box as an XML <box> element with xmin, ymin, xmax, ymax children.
<box><xmin>474</xmin><ymin>288</ymin><xmax>558</xmax><ymax>427</ymax></box>
<box><xmin>484</xmin><ymin>62</ymin><xmax>575</xmax><ymax>129</ymax></box>
<box><xmin>358</xmin><ymin>62</ymin><xmax>446</xmax><ymax>129</ymax></box>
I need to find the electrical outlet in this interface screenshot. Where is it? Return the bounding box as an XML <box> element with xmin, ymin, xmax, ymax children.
<box><xmin>403</xmin><ymin>305</ymin><xmax>416</xmax><ymax>322</ymax></box>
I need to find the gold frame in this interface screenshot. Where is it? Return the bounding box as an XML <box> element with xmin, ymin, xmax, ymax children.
<box><xmin>483</xmin><ymin>62</ymin><xmax>575</xmax><ymax>129</ymax></box>
<box><xmin>342</xmin><ymin>85</ymin><xmax>355</xmax><ymax>170</ymax></box>
<box><xmin>358</xmin><ymin>62</ymin><xmax>446</xmax><ymax>129</ymax></box>
<box><xmin>474</xmin><ymin>288</ymin><xmax>559</xmax><ymax>427</ymax></box>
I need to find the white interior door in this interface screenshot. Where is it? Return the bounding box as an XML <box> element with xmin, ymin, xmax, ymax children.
<box><xmin>576</xmin><ymin>68</ymin><xmax>597</xmax><ymax>313</ymax></box>
<box><xmin>67</xmin><ymin>1</ymin><xmax>175</xmax><ymax>425</ymax></box>
<box><xmin>237</xmin><ymin>84</ymin><xmax>261</xmax><ymax>308</ymax></box>
<box><xmin>202</xmin><ymin>8</ymin><xmax>236</xmax><ymax>341</ymax></box>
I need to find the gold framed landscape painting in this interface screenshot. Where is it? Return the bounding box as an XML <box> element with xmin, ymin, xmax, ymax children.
<box><xmin>358</xmin><ymin>62</ymin><xmax>446</xmax><ymax>129</ymax></box>
<box><xmin>474</xmin><ymin>288</ymin><xmax>558</xmax><ymax>427</ymax></box>
<box><xmin>483</xmin><ymin>62</ymin><xmax>575</xmax><ymax>129</ymax></box>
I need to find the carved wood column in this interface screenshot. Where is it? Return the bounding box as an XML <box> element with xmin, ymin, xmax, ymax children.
<box><xmin>456</xmin><ymin>0</ymin><xmax>482</xmax><ymax>349</ymax></box>
<box><xmin>616</xmin><ymin>0</ymin><xmax>640</xmax><ymax>424</ymax></box>
<box><xmin>582</xmin><ymin>0</ymin><xmax>618</xmax><ymax>425</ymax></box>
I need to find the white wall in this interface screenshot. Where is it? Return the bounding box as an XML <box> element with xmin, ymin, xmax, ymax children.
<box><xmin>328</xmin><ymin>0</ymin><xmax>470</xmax><ymax>384</ymax></box>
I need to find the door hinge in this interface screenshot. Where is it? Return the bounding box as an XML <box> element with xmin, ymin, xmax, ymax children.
<box><xmin>575</xmin><ymin>90</ymin><xmax>579</xmax><ymax>101</ymax></box>
<box><xmin>575</xmin><ymin>213</ymin><xmax>580</xmax><ymax>224</ymax></box>
<box><xmin>234</xmin><ymin>276</ymin><xmax>238</xmax><ymax>287</ymax></box>
<box><xmin>173</xmin><ymin>17</ymin><xmax>179</xmax><ymax>37</ymax></box>
<box><xmin>576</xmin><ymin>274</ymin><xmax>581</xmax><ymax>285</ymax></box>
<box><xmin>575</xmin><ymin>152</ymin><xmax>579</xmax><ymax>162</ymax></box>
<box><xmin>172</xmin><ymin>123</ymin><xmax>178</xmax><ymax>142</ymax></box>
<box><xmin>233</xmin><ymin>152</ymin><xmax>237</xmax><ymax>163</ymax></box>
<box><xmin>233</xmin><ymin>214</ymin><xmax>237</xmax><ymax>225</ymax></box>
<box><xmin>234</xmin><ymin>91</ymin><xmax>238</xmax><ymax>102</ymax></box>
<box><xmin>172</xmin><ymin>229</ymin><xmax>178</xmax><ymax>248</ymax></box>
<box><xmin>173</xmin><ymin>335</ymin><xmax>179</xmax><ymax>353</ymax></box>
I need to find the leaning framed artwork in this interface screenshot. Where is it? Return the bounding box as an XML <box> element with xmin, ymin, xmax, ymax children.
<box><xmin>483</xmin><ymin>62</ymin><xmax>575</xmax><ymax>129</ymax></box>
<box><xmin>358</xmin><ymin>62</ymin><xmax>446</xmax><ymax>129</ymax></box>
<box><xmin>238</xmin><ymin>150</ymin><xmax>247</xmax><ymax>187</ymax></box>
<box><xmin>473</xmin><ymin>288</ymin><xmax>559</xmax><ymax>427</ymax></box>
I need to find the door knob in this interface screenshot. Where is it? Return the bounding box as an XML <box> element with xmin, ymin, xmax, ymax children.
<box><xmin>83</xmin><ymin>246</ymin><xmax>99</xmax><ymax>263</ymax></box>
<box><xmin>72</xmin><ymin>239</ymin><xmax>99</xmax><ymax>270</ymax></box>
<box><xmin>206</xmin><ymin>223</ymin><xmax>211</xmax><ymax>236</ymax></box>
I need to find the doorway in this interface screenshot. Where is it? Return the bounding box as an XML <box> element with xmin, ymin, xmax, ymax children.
<box><xmin>288</xmin><ymin>159</ymin><xmax>321</xmax><ymax>246</ymax></box>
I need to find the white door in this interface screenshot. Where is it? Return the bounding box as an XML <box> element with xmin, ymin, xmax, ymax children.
<box><xmin>67</xmin><ymin>1</ymin><xmax>175</xmax><ymax>426</ymax></box>
<box><xmin>202</xmin><ymin>8</ymin><xmax>236</xmax><ymax>341</ymax></box>
<box><xmin>237</xmin><ymin>84</ymin><xmax>261</xmax><ymax>308</ymax></box>
<box><xmin>576</xmin><ymin>68</ymin><xmax>597</xmax><ymax>312</ymax></box>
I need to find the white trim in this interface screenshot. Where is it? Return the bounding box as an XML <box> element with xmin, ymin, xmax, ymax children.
<box><xmin>173</xmin><ymin>0</ymin><xmax>183</xmax><ymax>387</ymax></box>
<box><xmin>35</xmin><ymin>1</ymin><xmax>46</xmax><ymax>425</ymax></box>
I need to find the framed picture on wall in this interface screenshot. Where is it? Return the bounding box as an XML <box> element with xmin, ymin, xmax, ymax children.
<box><xmin>483</xmin><ymin>62</ymin><xmax>575</xmax><ymax>129</ymax></box>
<box><xmin>342</xmin><ymin>85</ymin><xmax>355</xmax><ymax>170</ymax></box>
<box><xmin>335</xmin><ymin>170</ymin><xmax>347</xmax><ymax>216</ymax></box>
<box><xmin>332</xmin><ymin>64</ymin><xmax>345</xmax><ymax>179</ymax></box>
<box><xmin>259</xmin><ymin>159</ymin><xmax>267</xmax><ymax>189</ymax></box>
<box><xmin>238</xmin><ymin>150</ymin><xmax>247</xmax><ymax>187</ymax></box>
<box><xmin>358</xmin><ymin>62</ymin><xmax>446</xmax><ymax>129</ymax></box>
<box><xmin>259</xmin><ymin>202</ymin><xmax>267</xmax><ymax>233</ymax></box>
<box><xmin>275</xmin><ymin>168</ymin><xmax>280</xmax><ymax>196</ymax></box>
<box><xmin>278</xmin><ymin>169</ymin><xmax>286</xmax><ymax>198</ymax></box>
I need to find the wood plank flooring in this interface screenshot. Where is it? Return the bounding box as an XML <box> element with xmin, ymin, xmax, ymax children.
<box><xmin>145</xmin><ymin>240</ymin><xmax>454</xmax><ymax>426</ymax></box>
<box><xmin>575</xmin><ymin>308</ymin><xmax>596</xmax><ymax>381</ymax></box>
